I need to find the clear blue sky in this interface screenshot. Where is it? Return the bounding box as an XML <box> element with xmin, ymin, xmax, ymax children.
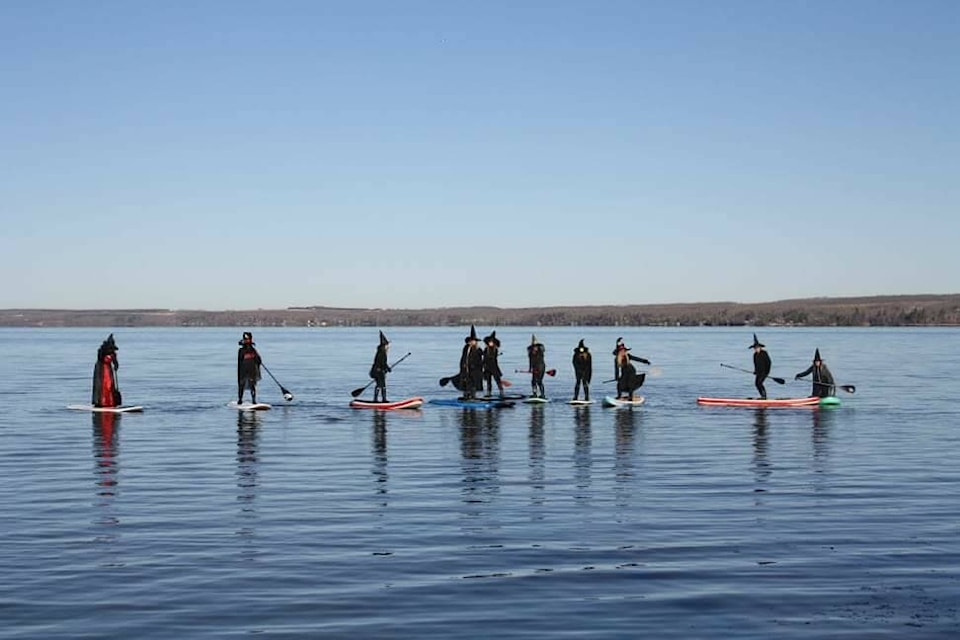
<box><xmin>2</xmin><ymin>1</ymin><xmax>957</xmax><ymax>310</ymax></box>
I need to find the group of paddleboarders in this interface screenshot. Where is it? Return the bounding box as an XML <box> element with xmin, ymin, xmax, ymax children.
<box><xmin>89</xmin><ymin>330</ymin><xmax>838</xmax><ymax>407</ymax></box>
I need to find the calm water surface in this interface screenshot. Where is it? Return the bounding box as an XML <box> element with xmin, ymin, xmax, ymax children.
<box><xmin>1</xmin><ymin>327</ymin><xmax>958</xmax><ymax>638</ymax></box>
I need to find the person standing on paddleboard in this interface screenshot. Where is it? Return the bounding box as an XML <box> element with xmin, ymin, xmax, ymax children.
<box><xmin>527</xmin><ymin>335</ymin><xmax>547</xmax><ymax>398</ymax></box>
<box><xmin>370</xmin><ymin>331</ymin><xmax>391</xmax><ymax>402</ymax></box>
<box><xmin>459</xmin><ymin>325</ymin><xmax>484</xmax><ymax>400</ymax></box>
<box><xmin>237</xmin><ymin>332</ymin><xmax>262</xmax><ymax>404</ymax></box>
<box><xmin>572</xmin><ymin>339</ymin><xmax>592</xmax><ymax>401</ymax></box>
<box><xmin>750</xmin><ymin>333</ymin><xmax>772</xmax><ymax>400</ymax></box>
<box><xmin>795</xmin><ymin>348</ymin><xmax>835</xmax><ymax>398</ymax></box>
<box><xmin>482</xmin><ymin>331</ymin><xmax>504</xmax><ymax>398</ymax></box>
<box><xmin>613</xmin><ymin>338</ymin><xmax>648</xmax><ymax>400</ymax></box>
<box><xmin>92</xmin><ymin>334</ymin><xmax>120</xmax><ymax>408</ymax></box>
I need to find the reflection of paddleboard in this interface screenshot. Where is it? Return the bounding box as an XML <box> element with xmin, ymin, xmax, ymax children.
<box><xmin>67</xmin><ymin>404</ymin><xmax>144</xmax><ymax>413</ymax></box>
<box><xmin>350</xmin><ymin>397</ymin><xmax>424</xmax><ymax>410</ymax></box>
<box><xmin>228</xmin><ymin>401</ymin><xmax>272</xmax><ymax>411</ymax></box>
<box><xmin>568</xmin><ymin>399</ymin><xmax>595</xmax><ymax>406</ymax></box>
<box><xmin>602</xmin><ymin>396</ymin><xmax>645</xmax><ymax>407</ymax></box>
<box><xmin>523</xmin><ymin>397</ymin><xmax>550</xmax><ymax>404</ymax></box>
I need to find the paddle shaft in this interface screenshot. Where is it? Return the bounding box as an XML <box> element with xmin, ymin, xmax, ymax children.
<box><xmin>352</xmin><ymin>352</ymin><xmax>411</xmax><ymax>397</ymax></box>
<box><xmin>261</xmin><ymin>363</ymin><xmax>294</xmax><ymax>400</ymax></box>
<box><xmin>720</xmin><ymin>363</ymin><xmax>786</xmax><ymax>385</ymax></box>
<box><xmin>515</xmin><ymin>368</ymin><xmax>557</xmax><ymax>376</ymax></box>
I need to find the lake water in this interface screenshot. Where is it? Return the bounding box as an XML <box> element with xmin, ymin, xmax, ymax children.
<box><xmin>1</xmin><ymin>326</ymin><xmax>958</xmax><ymax>639</ymax></box>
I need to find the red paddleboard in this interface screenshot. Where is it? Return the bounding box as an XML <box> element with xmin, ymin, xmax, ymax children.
<box><xmin>696</xmin><ymin>396</ymin><xmax>820</xmax><ymax>408</ymax></box>
<box><xmin>350</xmin><ymin>397</ymin><xmax>424</xmax><ymax>410</ymax></box>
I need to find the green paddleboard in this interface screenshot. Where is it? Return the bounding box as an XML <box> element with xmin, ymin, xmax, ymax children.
<box><xmin>819</xmin><ymin>396</ymin><xmax>842</xmax><ymax>407</ymax></box>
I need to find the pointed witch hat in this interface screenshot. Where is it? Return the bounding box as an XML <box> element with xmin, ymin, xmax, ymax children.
<box><xmin>379</xmin><ymin>330</ymin><xmax>389</xmax><ymax>346</ymax></box>
<box><xmin>484</xmin><ymin>330</ymin><xmax>500</xmax><ymax>347</ymax></box>
<box><xmin>464</xmin><ymin>324</ymin><xmax>478</xmax><ymax>344</ymax></box>
<box><xmin>576</xmin><ymin>339</ymin><xmax>588</xmax><ymax>353</ymax></box>
<box><xmin>749</xmin><ymin>333</ymin><xmax>764</xmax><ymax>349</ymax></box>
<box><xmin>813</xmin><ymin>348</ymin><xmax>822</xmax><ymax>362</ymax></box>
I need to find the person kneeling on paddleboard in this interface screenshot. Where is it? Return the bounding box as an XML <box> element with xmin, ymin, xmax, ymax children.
<box><xmin>92</xmin><ymin>334</ymin><xmax>121</xmax><ymax>408</ymax></box>
<box><xmin>795</xmin><ymin>348</ymin><xmax>835</xmax><ymax>398</ymax></box>
<box><xmin>613</xmin><ymin>339</ymin><xmax>648</xmax><ymax>401</ymax></box>
<box><xmin>370</xmin><ymin>331</ymin><xmax>391</xmax><ymax>402</ymax></box>
<box><xmin>237</xmin><ymin>332</ymin><xmax>262</xmax><ymax>404</ymax></box>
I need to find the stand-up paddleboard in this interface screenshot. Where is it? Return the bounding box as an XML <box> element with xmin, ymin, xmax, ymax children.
<box><xmin>350</xmin><ymin>397</ymin><xmax>424</xmax><ymax>410</ymax></box>
<box><xmin>819</xmin><ymin>396</ymin><xmax>842</xmax><ymax>407</ymax></box>
<box><xmin>696</xmin><ymin>396</ymin><xmax>819</xmax><ymax>408</ymax></box>
<box><xmin>568</xmin><ymin>399</ymin><xmax>595</xmax><ymax>406</ymax></box>
<box><xmin>522</xmin><ymin>397</ymin><xmax>550</xmax><ymax>404</ymax></box>
<box><xmin>67</xmin><ymin>404</ymin><xmax>144</xmax><ymax>413</ymax></box>
<box><xmin>228</xmin><ymin>401</ymin><xmax>272</xmax><ymax>411</ymax></box>
<box><xmin>602</xmin><ymin>396</ymin><xmax>645</xmax><ymax>408</ymax></box>
<box><xmin>428</xmin><ymin>398</ymin><xmax>515</xmax><ymax>409</ymax></box>
<box><xmin>481</xmin><ymin>394</ymin><xmax>526</xmax><ymax>401</ymax></box>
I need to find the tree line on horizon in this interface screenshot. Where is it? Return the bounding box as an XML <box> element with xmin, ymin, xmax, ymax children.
<box><xmin>1</xmin><ymin>294</ymin><xmax>959</xmax><ymax>328</ymax></box>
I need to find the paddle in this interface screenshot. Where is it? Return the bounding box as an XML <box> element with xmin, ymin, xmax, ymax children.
<box><xmin>351</xmin><ymin>352</ymin><xmax>412</xmax><ymax>398</ymax></box>
<box><xmin>720</xmin><ymin>363</ymin><xmax>786</xmax><ymax>385</ymax></box>
<box><xmin>515</xmin><ymin>368</ymin><xmax>557</xmax><ymax>377</ymax></box>
<box><xmin>807</xmin><ymin>379</ymin><xmax>856</xmax><ymax>394</ymax></box>
<box><xmin>261</xmin><ymin>363</ymin><xmax>295</xmax><ymax>401</ymax></box>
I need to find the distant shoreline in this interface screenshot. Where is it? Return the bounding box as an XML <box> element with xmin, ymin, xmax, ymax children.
<box><xmin>2</xmin><ymin>294</ymin><xmax>958</xmax><ymax>328</ymax></box>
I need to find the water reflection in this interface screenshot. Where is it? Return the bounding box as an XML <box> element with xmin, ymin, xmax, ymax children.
<box><xmin>752</xmin><ymin>409</ymin><xmax>771</xmax><ymax>495</ymax></box>
<box><xmin>371</xmin><ymin>411</ymin><xmax>388</xmax><ymax>501</ymax></box>
<box><xmin>236</xmin><ymin>411</ymin><xmax>261</xmax><ymax>553</ymax></box>
<box><xmin>573</xmin><ymin>407</ymin><xmax>592</xmax><ymax>507</ymax></box>
<box><xmin>613</xmin><ymin>409</ymin><xmax>638</xmax><ymax>509</ymax></box>
<box><xmin>91</xmin><ymin>412</ymin><xmax>121</xmax><ymax>546</ymax></box>
<box><xmin>528</xmin><ymin>405</ymin><xmax>546</xmax><ymax>511</ymax></box>
<box><xmin>811</xmin><ymin>407</ymin><xmax>833</xmax><ymax>466</ymax></box>
<box><xmin>458</xmin><ymin>409</ymin><xmax>502</xmax><ymax>509</ymax></box>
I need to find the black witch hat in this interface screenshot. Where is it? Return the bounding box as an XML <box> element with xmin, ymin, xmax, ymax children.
<box><xmin>813</xmin><ymin>348</ymin><xmax>822</xmax><ymax>362</ymax></box>
<box><xmin>464</xmin><ymin>325</ymin><xmax>478</xmax><ymax>344</ymax></box>
<box><xmin>484</xmin><ymin>330</ymin><xmax>500</xmax><ymax>347</ymax></box>
<box><xmin>613</xmin><ymin>337</ymin><xmax>629</xmax><ymax>354</ymax></box>
<box><xmin>101</xmin><ymin>333</ymin><xmax>118</xmax><ymax>352</ymax></box>
<box><xmin>379</xmin><ymin>330</ymin><xmax>389</xmax><ymax>346</ymax></box>
<box><xmin>576</xmin><ymin>339</ymin><xmax>588</xmax><ymax>353</ymax></box>
<box><xmin>239</xmin><ymin>331</ymin><xmax>254</xmax><ymax>346</ymax></box>
<box><xmin>749</xmin><ymin>333</ymin><xmax>764</xmax><ymax>349</ymax></box>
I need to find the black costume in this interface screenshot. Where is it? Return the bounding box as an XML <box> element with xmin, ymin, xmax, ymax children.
<box><xmin>459</xmin><ymin>325</ymin><xmax>484</xmax><ymax>400</ymax></box>
<box><xmin>369</xmin><ymin>331</ymin><xmax>391</xmax><ymax>402</ymax></box>
<box><xmin>483</xmin><ymin>331</ymin><xmax>504</xmax><ymax>398</ymax></box>
<box><xmin>572</xmin><ymin>339</ymin><xmax>592</xmax><ymax>401</ymax></box>
<box><xmin>750</xmin><ymin>333</ymin><xmax>771</xmax><ymax>400</ymax></box>
<box><xmin>237</xmin><ymin>332</ymin><xmax>262</xmax><ymax>404</ymax></box>
<box><xmin>613</xmin><ymin>338</ymin><xmax>649</xmax><ymax>400</ymax></box>
<box><xmin>528</xmin><ymin>335</ymin><xmax>546</xmax><ymax>398</ymax></box>
<box><xmin>795</xmin><ymin>348</ymin><xmax>835</xmax><ymax>397</ymax></box>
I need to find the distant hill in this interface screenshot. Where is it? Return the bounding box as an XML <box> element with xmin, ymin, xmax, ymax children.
<box><xmin>2</xmin><ymin>294</ymin><xmax>959</xmax><ymax>327</ymax></box>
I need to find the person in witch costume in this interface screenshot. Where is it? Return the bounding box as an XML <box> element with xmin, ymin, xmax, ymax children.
<box><xmin>237</xmin><ymin>332</ymin><xmax>262</xmax><ymax>404</ymax></box>
<box><xmin>750</xmin><ymin>333</ymin><xmax>772</xmax><ymax>400</ymax></box>
<box><xmin>370</xmin><ymin>331</ymin><xmax>392</xmax><ymax>402</ymax></box>
<box><xmin>459</xmin><ymin>325</ymin><xmax>484</xmax><ymax>400</ymax></box>
<box><xmin>482</xmin><ymin>331</ymin><xmax>504</xmax><ymax>398</ymax></box>
<box><xmin>92</xmin><ymin>334</ymin><xmax>121</xmax><ymax>408</ymax></box>
<box><xmin>795</xmin><ymin>348</ymin><xmax>835</xmax><ymax>398</ymax></box>
<box><xmin>572</xmin><ymin>339</ymin><xmax>592</xmax><ymax>401</ymax></box>
<box><xmin>613</xmin><ymin>338</ymin><xmax>649</xmax><ymax>400</ymax></box>
<box><xmin>527</xmin><ymin>335</ymin><xmax>547</xmax><ymax>398</ymax></box>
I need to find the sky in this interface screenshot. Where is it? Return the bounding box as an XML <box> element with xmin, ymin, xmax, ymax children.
<box><xmin>2</xmin><ymin>1</ymin><xmax>957</xmax><ymax>310</ymax></box>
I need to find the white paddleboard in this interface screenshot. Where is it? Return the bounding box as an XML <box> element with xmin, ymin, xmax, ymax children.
<box><xmin>228</xmin><ymin>401</ymin><xmax>272</xmax><ymax>411</ymax></box>
<box><xmin>523</xmin><ymin>397</ymin><xmax>550</xmax><ymax>404</ymax></box>
<box><xmin>602</xmin><ymin>396</ymin><xmax>645</xmax><ymax>408</ymax></box>
<box><xmin>568</xmin><ymin>399</ymin><xmax>595</xmax><ymax>406</ymax></box>
<box><xmin>67</xmin><ymin>404</ymin><xmax>144</xmax><ymax>413</ymax></box>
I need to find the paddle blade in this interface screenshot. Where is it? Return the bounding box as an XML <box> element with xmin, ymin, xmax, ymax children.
<box><xmin>282</xmin><ymin>389</ymin><xmax>294</xmax><ymax>401</ymax></box>
<box><xmin>840</xmin><ymin>384</ymin><xmax>856</xmax><ymax>394</ymax></box>
<box><xmin>439</xmin><ymin>377</ymin><xmax>451</xmax><ymax>387</ymax></box>
<box><xmin>771</xmin><ymin>376</ymin><xmax>786</xmax><ymax>385</ymax></box>
<box><xmin>546</xmin><ymin>369</ymin><xmax>557</xmax><ymax>377</ymax></box>
<box><xmin>501</xmin><ymin>378</ymin><xmax>512</xmax><ymax>388</ymax></box>
<box><xmin>350</xmin><ymin>387</ymin><xmax>366</xmax><ymax>398</ymax></box>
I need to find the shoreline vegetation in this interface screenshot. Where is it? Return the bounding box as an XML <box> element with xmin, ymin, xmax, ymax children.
<box><xmin>1</xmin><ymin>294</ymin><xmax>959</xmax><ymax>328</ymax></box>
